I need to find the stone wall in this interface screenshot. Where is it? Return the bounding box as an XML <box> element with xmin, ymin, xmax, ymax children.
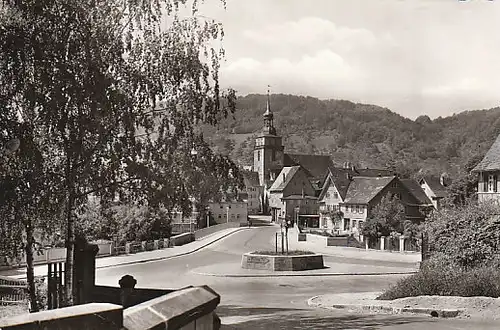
<box><xmin>0</xmin><ymin>286</ymin><xmax>222</xmax><ymax>330</ymax></box>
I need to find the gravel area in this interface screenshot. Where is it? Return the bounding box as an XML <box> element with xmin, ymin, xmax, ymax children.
<box><xmin>309</xmin><ymin>292</ymin><xmax>500</xmax><ymax>320</ymax></box>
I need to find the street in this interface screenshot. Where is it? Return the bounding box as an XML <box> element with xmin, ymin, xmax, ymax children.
<box><xmin>95</xmin><ymin>221</ymin><xmax>500</xmax><ymax>329</ymax></box>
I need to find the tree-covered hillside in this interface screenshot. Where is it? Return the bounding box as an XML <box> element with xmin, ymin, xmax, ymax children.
<box><xmin>203</xmin><ymin>94</ymin><xmax>500</xmax><ymax>178</ymax></box>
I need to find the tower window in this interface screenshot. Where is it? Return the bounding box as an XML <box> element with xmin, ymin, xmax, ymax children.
<box><xmin>257</xmin><ymin>150</ymin><xmax>260</xmax><ymax>161</ymax></box>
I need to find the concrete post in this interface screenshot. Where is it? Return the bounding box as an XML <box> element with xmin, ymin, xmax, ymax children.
<box><xmin>399</xmin><ymin>236</ymin><xmax>405</xmax><ymax>252</ymax></box>
<box><xmin>380</xmin><ymin>236</ymin><xmax>385</xmax><ymax>251</ymax></box>
<box><xmin>119</xmin><ymin>275</ymin><xmax>137</xmax><ymax>309</ymax></box>
<box><xmin>365</xmin><ymin>238</ymin><xmax>369</xmax><ymax>250</ymax></box>
<box><xmin>125</xmin><ymin>243</ymin><xmax>131</xmax><ymax>254</ymax></box>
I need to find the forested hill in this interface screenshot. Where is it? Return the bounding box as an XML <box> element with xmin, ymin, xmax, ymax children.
<box><xmin>203</xmin><ymin>94</ymin><xmax>500</xmax><ymax>178</ymax></box>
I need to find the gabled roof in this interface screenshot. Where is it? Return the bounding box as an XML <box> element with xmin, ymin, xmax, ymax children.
<box><xmin>323</xmin><ymin>166</ymin><xmax>393</xmax><ymax>200</ymax></box>
<box><xmin>343</xmin><ymin>176</ymin><xmax>395</xmax><ymax>204</ymax></box>
<box><xmin>269</xmin><ymin>166</ymin><xmax>301</xmax><ymax>192</ymax></box>
<box><xmin>472</xmin><ymin>134</ymin><xmax>500</xmax><ymax>172</ymax></box>
<box><xmin>242</xmin><ymin>170</ymin><xmax>260</xmax><ymax>187</ymax></box>
<box><xmin>419</xmin><ymin>176</ymin><xmax>448</xmax><ymax>198</ymax></box>
<box><xmin>283</xmin><ymin>153</ymin><xmax>334</xmax><ymax>180</ymax></box>
<box><xmin>400</xmin><ymin>179</ymin><xmax>433</xmax><ymax>205</ymax></box>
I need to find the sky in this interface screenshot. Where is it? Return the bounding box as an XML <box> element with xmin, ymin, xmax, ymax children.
<box><xmin>194</xmin><ymin>0</ymin><xmax>500</xmax><ymax>119</ymax></box>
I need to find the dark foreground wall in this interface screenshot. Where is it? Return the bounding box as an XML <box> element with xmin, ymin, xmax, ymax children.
<box><xmin>0</xmin><ymin>286</ymin><xmax>221</xmax><ymax>330</ymax></box>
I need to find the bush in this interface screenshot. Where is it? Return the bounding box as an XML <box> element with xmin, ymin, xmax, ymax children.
<box><xmin>377</xmin><ymin>256</ymin><xmax>500</xmax><ymax>300</ymax></box>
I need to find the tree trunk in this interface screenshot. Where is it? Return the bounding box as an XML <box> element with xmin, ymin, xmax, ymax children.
<box><xmin>64</xmin><ymin>195</ymin><xmax>75</xmax><ymax>306</ymax></box>
<box><xmin>24</xmin><ymin>218</ymin><xmax>38</xmax><ymax>312</ymax></box>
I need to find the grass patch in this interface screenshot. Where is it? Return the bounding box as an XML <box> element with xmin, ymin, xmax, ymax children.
<box><xmin>378</xmin><ymin>258</ymin><xmax>500</xmax><ymax>300</ymax></box>
<box><xmin>251</xmin><ymin>250</ymin><xmax>315</xmax><ymax>256</ymax></box>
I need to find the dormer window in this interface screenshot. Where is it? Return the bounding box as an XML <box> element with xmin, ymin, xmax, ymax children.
<box><xmin>282</xmin><ymin>173</ymin><xmax>286</xmax><ymax>182</ymax></box>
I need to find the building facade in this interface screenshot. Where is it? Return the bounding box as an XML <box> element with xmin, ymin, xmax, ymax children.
<box><xmin>208</xmin><ymin>201</ymin><xmax>248</xmax><ymax>224</ymax></box>
<box><xmin>472</xmin><ymin>134</ymin><xmax>500</xmax><ymax>204</ymax></box>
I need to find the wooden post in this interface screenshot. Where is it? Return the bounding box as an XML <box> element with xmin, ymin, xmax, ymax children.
<box><xmin>275</xmin><ymin>233</ymin><xmax>278</xmax><ymax>254</ymax></box>
<box><xmin>281</xmin><ymin>232</ymin><xmax>284</xmax><ymax>254</ymax></box>
<box><xmin>286</xmin><ymin>231</ymin><xmax>289</xmax><ymax>254</ymax></box>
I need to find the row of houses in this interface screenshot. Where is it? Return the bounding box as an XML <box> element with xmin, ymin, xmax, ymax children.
<box><xmin>236</xmin><ymin>91</ymin><xmax>449</xmax><ymax>235</ymax></box>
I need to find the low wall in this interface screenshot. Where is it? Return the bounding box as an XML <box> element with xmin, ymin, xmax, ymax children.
<box><xmin>123</xmin><ymin>286</ymin><xmax>221</xmax><ymax>330</ymax></box>
<box><xmin>170</xmin><ymin>232</ymin><xmax>195</xmax><ymax>246</ymax></box>
<box><xmin>241</xmin><ymin>252</ymin><xmax>324</xmax><ymax>271</ymax></box>
<box><xmin>0</xmin><ymin>286</ymin><xmax>222</xmax><ymax>330</ymax></box>
<box><xmin>0</xmin><ymin>303</ymin><xmax>124</xmax><ymax>330</ymax></box>
<box><xmin>194</xmin><ymin>221</ymin><xmax>241</xmax><ymax>240</ymax></box>
<box><xmin>0</xmin><ymin>248</ymin><xmax>66</xmax><ymax>270</ymax></box>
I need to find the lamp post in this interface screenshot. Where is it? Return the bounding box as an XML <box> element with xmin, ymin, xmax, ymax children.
<box><xmin>226</xmin><ymin>206</ymin><xmax>229</xmax><ymax>224</ymax></box>
<box><xmin>206</xmin><ymin>206</ymin><xmax>210</xmax><ymax>228</ymax></box>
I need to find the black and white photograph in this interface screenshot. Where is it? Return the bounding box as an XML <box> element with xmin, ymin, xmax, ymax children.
<box><xmin>1</xmin><ymin>0</ymin><xmax>500</xmax><ymax>329</ymax></box>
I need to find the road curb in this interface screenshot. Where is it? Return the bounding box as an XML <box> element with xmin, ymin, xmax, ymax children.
<box><xmin>307</xmin><ymin>296</ymin><xmax>462</xmax><ymax>318</ymax></box>
<box><xmin>96</xmin><ymin>227</ymin><xmax>249</xmax><ymax>270</ymax></box>
<box><xmin>191</xmin><ymin>270</ymin><xmax>417</xmax><ymax>278</ymax></box>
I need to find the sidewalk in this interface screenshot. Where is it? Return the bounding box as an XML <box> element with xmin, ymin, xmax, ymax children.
<box><xmin>1</xmin><ymin>227</ymin><xmax>247</xmax><ymax>279</ymax></box>
<box><xmin>285</xmin><ymin>226</ymin><xmax>421</xmax><ymax>265</ymax></box>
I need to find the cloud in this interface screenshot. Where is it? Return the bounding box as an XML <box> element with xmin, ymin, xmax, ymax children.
<box><xmin>214</xmin><ymin>1</ymin><xmax>500</xmax><ymax>118</ymax></box>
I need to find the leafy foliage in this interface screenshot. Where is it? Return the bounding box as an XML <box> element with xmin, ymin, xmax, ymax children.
<box><xmin>378</xmin><ymin>258</ymin><xmax>500</xmax><ymax>300</ymax></box>
<box><xmin>423</xmin><ymin>201</ymin><xmax>500</xmax><ymax>269</ymax></box>
<box><xmin>362</xmin><ymin>194</ymin><xmax>406</xmax><ymax>238</ymax></box>
<box><xmin>0</xmin><ymin>0</ymin><xmax>235</xmax><ymax>305</ymax></box>
<box><xmin>206</xmin><ymin>94</ymin><xmax>498</xmax><ymax>179</ymax></box>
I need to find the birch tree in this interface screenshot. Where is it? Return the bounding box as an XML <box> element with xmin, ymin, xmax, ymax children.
<box><xmin>0</xmin><ymin>0</ymin><xmax>235</xmax><ymax>305</ymax></box>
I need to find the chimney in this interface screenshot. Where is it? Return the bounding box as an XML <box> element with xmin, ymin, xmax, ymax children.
<box><xmin>440</xmin><ymin>173</ymin><xmax>448</xmax><ymax>186</ymax></box>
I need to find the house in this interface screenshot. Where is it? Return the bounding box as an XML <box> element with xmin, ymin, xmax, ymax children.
<box><xmin>208</xmin><ymin>201</ymin><xmax>248</xmax><ymax>224</ymax></box>
<box><xmin>317</xmin><ymin>164</ymin><xmax>431</xmax><ymax>234</ymax></box>
<box><xmin>241</xmin><ymin>171</ymin><xmax>263</xmax><ymax>214</ymax></box>
<box><xmin>317</xmin><ymin>164</ymin><xmax>394</xmax><ymax>230</ymax></box>
<box><xmin>268</xmin><ymin>166</ymin><xmax>318</xmax><ymax>224</ymax></box>
<box><xmin>419</xmin><ymin>175</ymin><xmax>449</xmax><ymax>209</ymax></box>
<box><xmin>472</xmin><ymin>134</ymin><xmax>500</xmax><ymax>204</ymax></box>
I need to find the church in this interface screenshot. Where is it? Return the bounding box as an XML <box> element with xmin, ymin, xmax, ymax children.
<box><xmin>249</xmin><ymin>91</ymin><xmax>336</xmax><ymax>223</ymax></box>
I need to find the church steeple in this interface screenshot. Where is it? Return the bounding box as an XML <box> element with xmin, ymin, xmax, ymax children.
<box><xmin>263</xmin><ymin>85</ymin><xmax>276</xmax><ymax>135</ymax></box>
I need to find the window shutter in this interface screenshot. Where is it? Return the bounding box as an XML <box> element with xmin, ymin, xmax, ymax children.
<box><xmin>495</xmin><ymin>175</ymin><xmax>498</xmax><ymax>193</ymax></box>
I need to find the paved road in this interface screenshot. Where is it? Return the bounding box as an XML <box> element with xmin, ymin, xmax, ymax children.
<box><xmin>96</xmin><ymin>222</ymin><xmax>500</xmax><ymax>329</ymax></box>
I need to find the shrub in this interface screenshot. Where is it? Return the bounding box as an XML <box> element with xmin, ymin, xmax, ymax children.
<box><xmin>377</xmin><ymin>256</ymin><xmax>500</xmax><ymax>300</ymax></box>
<box><xmin>423</xmin><ymin>201</ymin><xmax>500</xmax><ymax>269</ymax></box>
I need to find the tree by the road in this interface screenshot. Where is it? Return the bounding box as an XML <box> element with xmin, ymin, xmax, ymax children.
<box><xmin>0</xmin><ymin>0</ymin><xmax>235</xmax><ymax>305</ymax></box>
<box><xmin>362</xmin><ymin>194</ymin><xmax>406</xmax><ymax>238</ymax></box>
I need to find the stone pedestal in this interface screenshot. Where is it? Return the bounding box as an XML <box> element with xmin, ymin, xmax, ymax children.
<box><xmin>380</xmin><ymin>236</ymin><xmax>385</xmax><ymax>251</ymax></box>
<box><xmin>399</xmin><ymin>236</ymin><xmax>405</xmax><ymax>252</ymax></box>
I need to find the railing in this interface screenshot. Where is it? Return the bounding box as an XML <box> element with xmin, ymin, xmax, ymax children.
<box><xmin>0</xmin><ymin>275</ymin><xmax>28</xmax><ymax>305</ymax></box>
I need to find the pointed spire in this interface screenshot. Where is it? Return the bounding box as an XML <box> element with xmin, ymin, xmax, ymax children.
<box><xmin>265</xmin><ymin>85</ymin><xmax>271</xmax><ymax>115</ymax></box>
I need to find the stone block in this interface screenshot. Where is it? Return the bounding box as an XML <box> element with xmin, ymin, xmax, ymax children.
<box><xmin>123</xmin><ymin>285</ymin><xmax>220</xmax><ymax>330</ymax></box>
<box><xmin>0</xmin><ymin>303</ymin><xmax>123</xmax><ymax>330</ymax></box>
<box><xmin>241</xmin><ymin>252</ymin><xmax>324</xmax><ymax>271</ymax></box>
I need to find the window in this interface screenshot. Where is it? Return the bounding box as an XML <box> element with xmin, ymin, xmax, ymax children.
<box><xmin>488</xmin><ymin>174</ymin><xmax>498</xmax><ymax>192</ymax></box>
<box><xmin>359</xmin><ymin>221</ymin><xmax>364</xmax><ymax>229</ymax></box>
<box><xmin>352</xmin><ymin>220</ymin><xmax>357</xmax><ymax>228</ymax></box>
<box><xmin>237</xmin><ymin>214</ymin><xmax>240</xmax><ymax>218</ymax></box>
<box><xmin>257</xmin><ymin>150</ymin><xmax>260</xmax><ymax>161</ymax></box>
<box><xmin>344</xmin><ymin>218</ymin><xmax>350</xmax><ymax>231</ymax></box>
<box><xmin>356</xmin><ymin>205</ymin><xmax>360</xmax><ymax>213</ymax></box>
<box><xmin>218</xmin><ymin>215</ymin><xmax>221</xmax><ymax>219</ymax></box>
<box><xmin>325</xmin><ymin>192</ymin><xmax>330</xmax><ymax>198</ymax></box>
<box><xmin>333</xmin><ymin>192</ymin><xmax>339</xmax><ymax>199</ymax></box>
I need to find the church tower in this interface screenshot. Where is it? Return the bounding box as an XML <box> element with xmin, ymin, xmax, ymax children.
<box><xmin>253</xmin><ymin>87</ymin><xmax>284</xmax><ymax>186</ymax></box>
